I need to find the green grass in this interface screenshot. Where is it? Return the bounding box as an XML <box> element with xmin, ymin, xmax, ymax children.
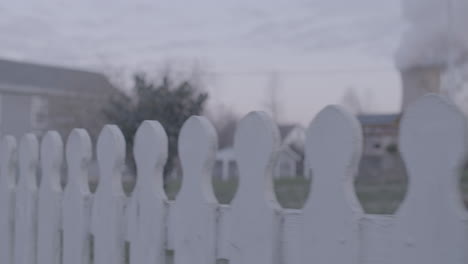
<box><xmin>88</xmin><ymin>170</ymin><xmax>468</xmax><ymax>215</ymax></box>
<box><xmin>354</xmin><ymin>177</ymin><xmax>407</xmax><ymax>214</ymax></box>
<box><xmin>274</xmin><ymin>177</ymin><xmax>310</xmax><ymax>209</ymax></box>
<box><xmin>166</xmin><ymin>171</ymin><xmax>468</xmax><ymax>214</ymax></box>
<box><xmin>83</xmin><ymin>171</ymin><xmax>468</xmax><ymax>264</ymax></box>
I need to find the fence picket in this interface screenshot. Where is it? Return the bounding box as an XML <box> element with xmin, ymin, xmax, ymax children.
<box><xmin>63</xmin><ymin>129</ymin><xmax>93</xmax><ymax>264</ymax></box>
<box><xmin>228</xmin><ymin>112</ymin><xmax>282</xmax><ymax>264</ymax></box>
<box><xmin>174</xmin><ymin>116</ymin><xmax>218</xmax><ymax>264</ymax></box>
<box><xmin>14</xmin><ymin>134</ymin><xmax>39</xmax><ymax>264</ymax></box>
<box><xmin>0</xmin><ymin>136</ymin><xmax>17</xmax><ymax>264</ymax></box>
<box><xmin>91</xmin><ymin>125</ymin><xmax>127</xmax><ymax>264</ymax></box>
<box><xmin>300</xmin><ymin>105</ymin><xmax>364</xmax><ymax>264</ymax></box>
<box><xmin>127</xmin><ymin>121</ymin><xmax>168</xmax><ymax>264</ymax></box>
<box><xmin>393</xmin><ymin>95</ymin><xmax>468</xmax><ymax>264</ymax></box>
<box><xmin>0</xmin><ymin>94</ymin><xmax>467</xmax><ymax>264</ymax></box>
<box><xmin>37</xmin><ymin>131</ymin><xmax>63</xmax><ymax>264</ymax></box>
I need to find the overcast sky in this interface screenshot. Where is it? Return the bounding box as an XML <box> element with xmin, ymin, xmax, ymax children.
<box><xmin>0</xmin><ymin>0</ymin><xmax>405</xmax><ymax>125</ymax></box>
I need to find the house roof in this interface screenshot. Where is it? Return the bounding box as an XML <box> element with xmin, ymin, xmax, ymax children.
<box><xmin>0</xmin><ymin>58</ymin><xmax>115</xmax><ymax>96</ymax></box>
<box><xmin>279</xmin><ymin>145</ymin><xmax>302</xmax><ymax>161</ymax></box>
<box><xmin>216</xmin><ymin>147</ymin><xmax>236</xmax><ymax>160</ymax></box>
<box><xmin>357</xmin><ymin>114</ymin><xmax>400</xmax><ymax>126</ymax></box>
<box><xmin>278</xmin><ymin>124</ymin><xmax>297</xmax><ymax>140</ymax></box>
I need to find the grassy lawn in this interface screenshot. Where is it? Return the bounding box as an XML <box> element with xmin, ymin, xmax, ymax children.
<box><xmin>162</xmin><ymin>171</ymin><xmax>468</xmax><ymax>214</ymax></box>
<box><xmin>163</xmin><ymin>176</ymin><xmax>402</xmax><ymax>213</ymax></box>
<box><xmin>85</xmin><ymin>171</ymin><xmax>468</xmax><ymax>264</ymax></box>
<box><xmin>90</xmin><ymin>170</ymin><xmax>468</xmax><ymax>215</ymax></box>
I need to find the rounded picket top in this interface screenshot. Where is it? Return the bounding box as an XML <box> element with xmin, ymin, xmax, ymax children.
<box><xmin>0</xmin><ymin>135</ymin><xmax>17</xmax><ymax>186</ymax></box>
<box><xmin>18</xmin><ymin>133</ymin><xmax>39</xmax><ymax>188</ymax></box>
<box><xmin>66</xmin><ymin>129</ymin><xmax>92</xmax><ymax>188</ymax></box>
<box><xmin>179</xmin><ymin>116</ymin><xmax>217</xmax><ymax>175</ymax></box>
<box><xmin>306</xmin><ymin>105</ymin><xmax>362</xmax><ymax>180</ymax></box>
<box><xmin>235</xmin><ymin>111</ymin><xmax>279</xmax><ymax>171</ymax></box>
<box><xmin>97</xmin><ymin>125</ymin><xmax>126</xmax><ymax>184</ymax></box>
<box><xmin>234</xmin><ymin>111</ymin><xmax>280</xmax><ymax>201</ymax></box>
<box><xmin>40</xmin><ymin>131</ymin><xmax>63</xmax><ymax>189</ymax></box>
<box><xmin>178</xmin><ymin>116</ymin><xmax>217</xmax><ymax>201</ymax></box>
<box><xmin>134</xmin><ymin>121</ymin><xmax>168</xmax><ymax>178</ymax></box>
<box><xmin>400</xmin><ymin>94</ymin><xmax>468</xmax><ymax>174</ymax></box>
<box><xmin>96</xmin><ymin>125</ymin><xmax>125</xmax><ymax>193</ymax></box>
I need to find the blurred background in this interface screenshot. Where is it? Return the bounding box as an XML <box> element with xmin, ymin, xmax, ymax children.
<box><xmin>1</xmin><ymin>0</ymin><xmax>468</xmax><ymax>213</ymax></box>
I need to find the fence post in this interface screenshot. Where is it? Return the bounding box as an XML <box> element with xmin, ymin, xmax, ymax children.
<box><xmin>0</xmin><ymin>136</ymin><xmax>17</xmax><ymax>264</ymax></box>
<box><xmin>300</xmin><ymin>105</ymin><xmax>364</xmax><ymax>264</ymax></box>
<box><xmin>228</xmin><ymin>112</ymin><xmax>282</xmax><ymax>264</ymax></box>
<box><xmin>91</xmin><ymin>125</ymin><xmax>127</xmax><ymax>264</ymax></box>
<box><xmin>14</xmin><ymin>134</ymin><xmax>39</xmax><ymax>264</ymax></box>
<box><xmin>37</xmin><ymin>131</ymin><xmax>63</xmax><ymax>264</ymax></box>
<box><xmin>393</xmin><ymin>95</ymin><xmax>468</xmax><ymax>264</ymax></box>
<box><xmin>63</xmin><ymin>129</ymin><xmax>93</xmax><ymax>264</ymax></box>
<box><xmin>174</xmin><ymin>116</ymin><xmax>218</xmax><ymax>264</ymax></box>
<box><xmin>127</xmin><ymin>121</ymin><xmax>168</xmax><ymax>264</ymax></box>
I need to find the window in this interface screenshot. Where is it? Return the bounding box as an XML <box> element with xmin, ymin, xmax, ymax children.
<box><xmin>228</xmin><ymin>161</ymin><xmax>238</xmax><ymax>179</ymax></box>
<box><xmin>30</xmin><ymin>96</ymin><xmax>49</xmax><ymax>130</ymax></box>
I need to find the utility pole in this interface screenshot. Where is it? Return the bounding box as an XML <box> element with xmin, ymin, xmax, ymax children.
<box><xmin>265</xmin><ymin>71</ymin><xmax>282</xmax><ymax>123</ymax></box>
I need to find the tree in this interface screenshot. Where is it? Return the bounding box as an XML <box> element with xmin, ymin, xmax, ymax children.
<box><xmin>208</xmin><ymin>106</ymin><xmax>239</xmax><ymax>149</ymax></box>
<box><xmin>340</xmin><ymin>87</ymin><xmax>363</xmax><ymax>114</ymax></box>
<box><xmin>103</xmin><ymin>72</ymin><xmax>209</xmax><ymax>177</ymax></box>
<box><xmin>264</xmin><ymin>71</ymin><xmax>282</xmax><ymax>122</ymax></box>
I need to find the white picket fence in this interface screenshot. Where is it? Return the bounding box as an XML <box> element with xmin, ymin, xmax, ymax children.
<box><xmin>0</xmin><ymin>94</ymin><xmax>468</xmax><ymax>264</ymax></box>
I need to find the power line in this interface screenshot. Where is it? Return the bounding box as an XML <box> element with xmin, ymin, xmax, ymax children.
<box><xmin>186</xmin><ymin>68</ymin><xmax>397</xmax><ymax>76</ymax></box>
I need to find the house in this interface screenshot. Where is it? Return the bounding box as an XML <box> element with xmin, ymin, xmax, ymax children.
<box><xmin>357</xmin><ymin>114</ymin><xmax>400</xmax><ymax>157</ymax></box>
<box><xmin>0</xmin><ymin>58</ymin><xmax>117</xmax><ymax>184</ymax></box>
<box><xmin>356</xmin><ymin>114</ymin><xmax>401</xmax><ymax>179</ymax></box>
<box><xmin>0</xmin><ymin>58</ymin><xmax>115</xmax><ymax>140</ymax></box>
<box><xmin>213</xmin><ymin>124</ymin><xmax>306</xmax><ymax>180</ymax></box>
<box><xmin>275</xmin><ymin>124</ymin><xmax>306</xmax><ymax>179</ymax></box>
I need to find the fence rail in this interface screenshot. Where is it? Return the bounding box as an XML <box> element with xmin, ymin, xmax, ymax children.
<box><xmin>0</xmin><ymin>94</ymin><xmax>467</xmax><ymax>264</ymax></box>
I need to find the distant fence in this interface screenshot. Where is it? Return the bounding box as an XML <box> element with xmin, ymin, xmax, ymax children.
<box><xmin>0</xmin><ymin>94</ymin><xmax>467</xmax><ymax>264</ymax></box>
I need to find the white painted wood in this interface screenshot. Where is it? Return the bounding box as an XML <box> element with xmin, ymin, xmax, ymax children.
<box><xmin>3</xmin><ymin>94</ymin><xmax>468</xmax><ymax>264</ymax></box>
<box><xmin>360</xmin><ymin>215</ymin><xmax>394</xmax><ymax>264</ymax></box>
<box><xmin>166</xmin><ymin>200</ymin><xmax>176</xmax><ymax>251</ymax></box>
<box><xmin>216</xmin><ymin>204</ymin><xmax>231</xmax><ymax>261</ymax></box>
<box><xmin>91</xmin><ymin>125</ymin><xmax>127</xmax><ymax>264</ymax></box>
<box><xmin>174</xmin><ymin>116</ymin><xmax>219</xmax><ymax>264</ymax></box>
<box><xmin>14</xmin><ymin>134</ymin><xmax>39</xmax><ymax>264</ymax></box>
<box><xmin>126</xmin><ymin>121</ymin><xmax>168</xmax><ymax>264</ymax></box>
<box><xmin>393</xmin><ymin>94</ymin><xmax>468</xmax><ymax>264</ymax></box>
<box><xmin>301</xmin><ymin>105</ymin><xmax>364</xmax><ymax>264</ymax></box>
<box><xmin>228</xmin><ymin>111</ymin><xmax>282</xmax><ymax>264</ymax></box>
<box><xmin>63</xmin><ymin>129</ymin><xmax>93</xmax><ymax>264</ymax></box>
<box><xmin>0</xmin><ymin>136</ymin><xmax>17</xmax><ymax>264</ymax></box>
<box><xmin>281</xmin><ymin>209</ymin><xmax>303</xmax><ymax>264</ymax></box>
<box><xmin>37</xmin><ymin>131</ymin><xmax>63</xmax><ymax>264</ymax></box>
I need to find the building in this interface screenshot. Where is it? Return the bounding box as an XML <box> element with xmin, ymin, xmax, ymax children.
<box><xmin>400</xmin><ymin>64</ymin><xmax>443</xmax><ymax>109</ymax></box>
<box><xmin>0</xmin><ymin>58</ymin><xmax>115</xmax><ymax>140</ymax></box>
<box><xmin>356</xmin><ymin>113</ymin><xmax>402</xmax><ymax>179</ymax></box>
<box><xmin>357</xmin><ymin>114</ymin><xmax>400</xmax><ymax>157</ymax></box>
<box><xmin>213</xmin><ymin>124</ymin><xmax>306</xmax><ymax>180</ymax></box>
